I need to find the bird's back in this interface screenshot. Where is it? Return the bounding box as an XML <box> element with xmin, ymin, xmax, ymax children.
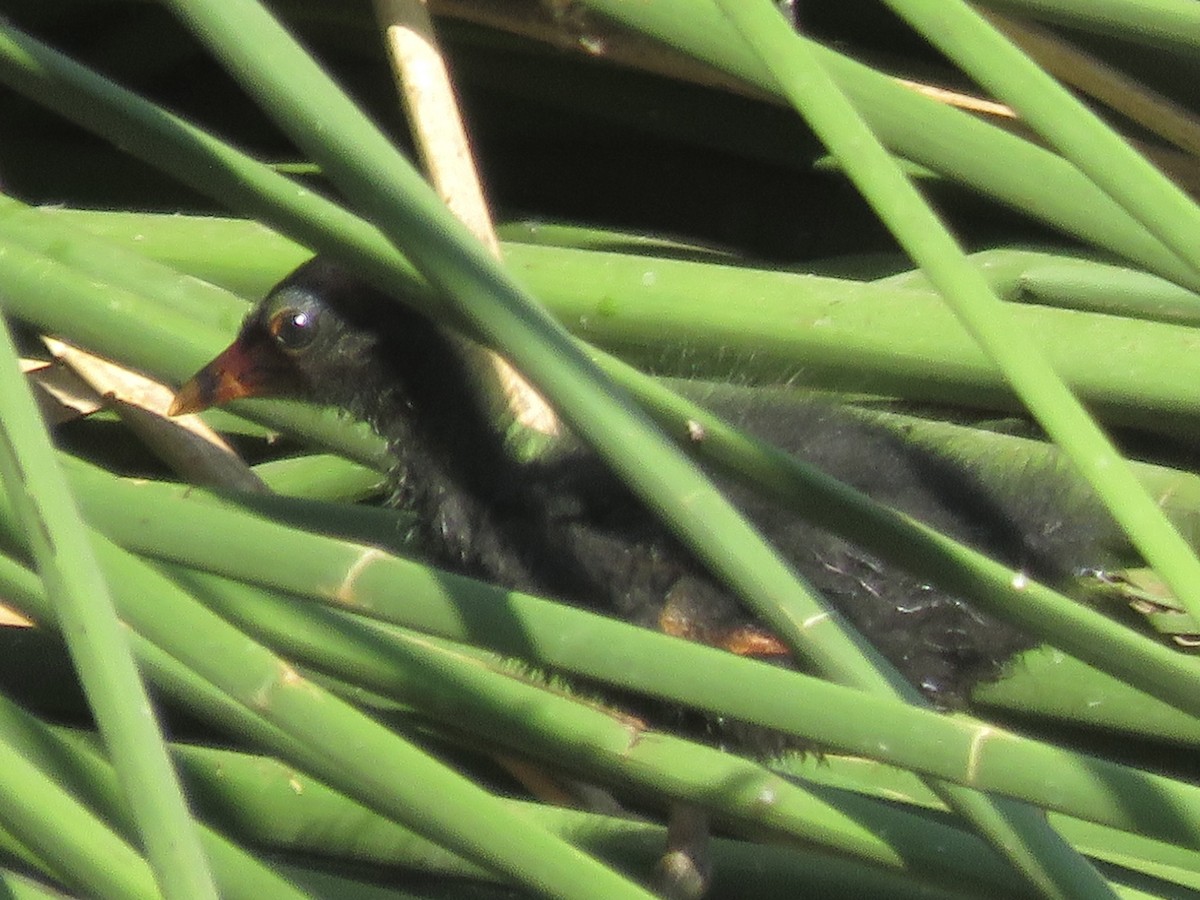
<box><xmin>411</xmin><ymin>392</ymin><xmax>1119</xmax><ymax>717</ymax></box>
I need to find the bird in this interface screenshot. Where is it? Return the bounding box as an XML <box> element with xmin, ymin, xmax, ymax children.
<box><xmin>171</xmin><ymin>256</ymin><xmax>1129</xmax><ymax>897</ymax></box>
<box><xmin>171</xmin><ymin>257</ymin><xmax>1124</xmax><ymax>734</ymax></box>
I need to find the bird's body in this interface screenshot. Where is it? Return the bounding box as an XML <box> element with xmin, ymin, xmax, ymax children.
<box><xmin>173</xmin><ymin>258</ymin><xmax>1120</xmax><ymax>748</ymax></box>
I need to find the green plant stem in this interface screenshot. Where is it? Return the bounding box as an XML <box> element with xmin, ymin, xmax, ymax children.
<box><xmin>573</xmin><ymin>0</ymin><xmax>1196</xmax><ymax>289</ymax></box>
<box><xmin>0</xmin><ymin>516</ymin><xmax>654</xmax><ymax>900</ymax></box>
<box><xmin>881</xmin><ymin>249</ymin><xmax>1200</xmax><ymax>326</ymax></box>
<box><xmin>0</xmin><ymin>690</ymin><xmax>314</xmax><ymax>900</ymax></box>
<box><xmin>882</xmin><ymin>0</ymin><xmax>1200</xmax><ymax>280</ymax></box>
<box><xmin>160</xmin><ymin>564</ymin><xmax>942</xmax><ymax>877</ymax></box>
<box><xmin>0</xmin><ymin>720</ymin><xmax>159</xmax><ymax>899</ymax></box>
<box><xmin>160</xmin><ymin>739</ymin><xmax>995</xmax><ymax>899</ymax></box>
<box><xmin>0</xmin><ymin>314</ymin><xmax>218</xmax><ymax>899</ymax></box>
<box><xmin>33</xmin><ymin>208</ymin><xmax>1200</xmax><ymax>439</ymax></box>
<box><xmin>975</xmin><ymin>0</ymin><xmax>1200</xmax><ymax>53</ymax></box>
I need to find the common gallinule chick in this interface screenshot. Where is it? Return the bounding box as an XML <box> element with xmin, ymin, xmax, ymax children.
<box><xmin>172</xmin><ymin>257</ymin><xmax>1124</xmax><ymax>895</ymax></box>
<box><xmin>172</xmin><ymin>258</ymin><xmax>1120</xmax><ymax>720</ymax></box>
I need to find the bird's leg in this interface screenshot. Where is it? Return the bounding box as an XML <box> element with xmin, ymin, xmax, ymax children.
<box><xmin>653</xmin><ymin>577</ymin><xmax>801</xmax><ymax>897</ymax></box>
<box><xmin>657</xmin><ymin>803</ymin><xmax>712</xmax><ymax>900</ymax></box>
<box><xmin>495</xmin><ymin>753</ymin><xmax>631</xmax><ymax>814</ymax></box>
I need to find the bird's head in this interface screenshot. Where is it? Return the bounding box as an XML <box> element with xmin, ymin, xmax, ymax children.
<box><xmin>170</xmin><ymin>258</ymin><xmax>418</xmax><ymax>417</ymax></box>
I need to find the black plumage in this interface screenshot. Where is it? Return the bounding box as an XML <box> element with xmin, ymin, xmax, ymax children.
<box><xmin>173</xmin><ymin>257</ymin><xmax>1121</xmax><ymax>745</ymax></box>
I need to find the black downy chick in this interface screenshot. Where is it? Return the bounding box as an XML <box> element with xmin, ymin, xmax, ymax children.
<box><xmin>172</xmin><ymin>258</ymin><xmax>1119</xmax><ymax>745</ymax></box>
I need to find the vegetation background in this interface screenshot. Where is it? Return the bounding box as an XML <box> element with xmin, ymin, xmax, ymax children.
<box><xmin>0</xmin><ymin>1</ymin><xmax>1199</xmax><ymax>897</ymax></box>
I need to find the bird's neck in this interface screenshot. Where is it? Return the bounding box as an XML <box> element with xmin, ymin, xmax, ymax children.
<box><xmin>347</xmin><ymin>314</ymin><xmax>521</xmax><ymax>509</ymax></box>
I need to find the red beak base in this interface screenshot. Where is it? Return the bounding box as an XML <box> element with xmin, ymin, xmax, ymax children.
<box><xmin>169</xmin><ymin>341</ymin><xmax>279</xmax><ymax>416</ymax></box>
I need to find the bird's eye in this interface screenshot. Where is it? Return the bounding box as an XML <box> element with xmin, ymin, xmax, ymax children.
<box><xmin>267</xmin><ymin>306</ymin><xmax>317</xmax><ymax>352</ymax></box>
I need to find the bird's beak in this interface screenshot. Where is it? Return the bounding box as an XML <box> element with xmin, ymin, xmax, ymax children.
<box><xmin>169</xmin><ymin>340</ymin><xmax>285</xmax><ymax>416</ymax></box>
